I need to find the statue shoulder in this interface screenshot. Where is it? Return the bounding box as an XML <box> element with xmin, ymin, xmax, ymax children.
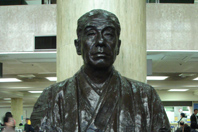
<box><xmin>120</xmin><ymin>76</ymin><xmax>155</xmax><ymax>93</ymax></box>
<box><xmin>31</xmin><ymin>76</ymin><xmax>77</xmax><ymax>130</ymax></box>
<box><xmin>43</xmin><ymin>76</ymin><xmax>76</xmax><ymax>94</ymax></box>
<box><xmin>33</xmin><ymin>76</ymin><xmax>77</xmax><ymax>109</ymax></box>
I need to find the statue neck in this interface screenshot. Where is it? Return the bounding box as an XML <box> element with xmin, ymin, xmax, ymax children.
<box><xmin>83</xmin><ymin>65</ymin><xmax>113</xmax><ymax>84</ymax></box>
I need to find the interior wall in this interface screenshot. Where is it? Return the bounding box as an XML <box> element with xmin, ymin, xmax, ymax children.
<box><xmin>0</xmin><ymin>4</ymin><xmax>198</xmax><ymax>104</ymax></box>
<box><xmin>1</xmin><ymin>4</ymin><xmax>198</xmax><ymax>52</ymax></box>
<box><xmin>0</xmin><ymin>5</ymin><xmax>56</xmax><ymax>52</ymax></box>
<box><xmin>147</xmin><ymin>4</ymin><xmax>198</xmax><ymax>50</ymax></box>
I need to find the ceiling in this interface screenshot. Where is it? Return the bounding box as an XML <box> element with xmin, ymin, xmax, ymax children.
<box><xmin>147</xmin><ymin>51</ymin><xmax>198</xmax><ymax>95</ymax></box>
<box><xmin>0</xmin><ymin>51</ymin><xmax>198</xmax><ymax>107</ymax></box>
<box><xmin>0</xmin><ymin>52</ymin><xmax>56</xmax><ymax>107</ymax></box>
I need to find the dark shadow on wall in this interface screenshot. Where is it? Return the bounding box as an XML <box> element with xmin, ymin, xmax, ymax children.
<box><xmin>147</xmin><ymin>0</ymin><xmax>194</xmax><ymax>3</ymax></box>
<box><xmin>42</xmin><ymin>0</ymin><xmax>56</xmax><ymax>4</ymax></box>
<box><xmin>0</xmin><ymin>0</ymin><xmax>27</xmax><ymax>5</ymax></box>
<box><xmin>160</xmin><ymin>0</ymin><xmax>194</xmax><ymax>3</ymax></box>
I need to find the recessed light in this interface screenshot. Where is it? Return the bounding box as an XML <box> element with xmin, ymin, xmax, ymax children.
<box><xmin>0</xmin><ymin>78</ymin><xmax>22</xmax><ymax>82</ymax></box>
<box><xmin>45</xmin><ymin>77</ymin><xmax>57</xmax><ymax>81</ymax></box>
<box><xmin>147</xmin><ymin>76</ymin><xmax>168</xmax><ymax>80</ymax></box>
<box><xmin>193</xmin><ymin>77</ymin><xmax>198</xmax><ymax>80</ymax></box>
<box><xmin>3</xmin><ymin>98</ymin><xmax>11</xmax><ymax>101</ymax></box>
<box><xmin>28</xmin><ymin>91</ymin><xmax>43</xmax><ymax>93</ymax></box>
<box><xmin>168</xmin><ymin>89</ymin><xmax>189</xmax><ymax>92</ymax></box>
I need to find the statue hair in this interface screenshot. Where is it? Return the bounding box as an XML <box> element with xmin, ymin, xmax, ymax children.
<box><xmin>77</xmin><ymin>9</ymin><xmax>121</xmax><ymax>39</ymax></box>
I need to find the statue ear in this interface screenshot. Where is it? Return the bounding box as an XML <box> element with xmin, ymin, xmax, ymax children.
<box><xmin>116</xmin><ymin>40</ymin><xmax>121</xmax><ymax>55</ymax></box>
<box><xmin>74</xmin><ymin>39</ymin><xmax>81</xmax><ymax>55</ymax></box>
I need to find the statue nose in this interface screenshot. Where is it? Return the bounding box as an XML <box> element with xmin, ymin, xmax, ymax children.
<box><xmin>97</xmin><ymin>35</ymin><xmax>104</xmax><ymax>45</ymax></box>
<box><xmin>98</xmin><ymin>38</ymin><xmax>104</xmax><ymax>44</ymax></box>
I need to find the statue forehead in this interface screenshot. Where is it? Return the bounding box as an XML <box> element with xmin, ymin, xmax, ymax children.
<box><xmin>84</xmin><ymin>20</ymin><xmax>116</xmax><ymax>30</ymax></box>
<box><xmin>80</xmin><ymin>14</ymin><xmax>117</xmax><ymax>28</ymax></box>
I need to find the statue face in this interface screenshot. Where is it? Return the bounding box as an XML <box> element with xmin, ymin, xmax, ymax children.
<box><xmin>75</xmin><ymin>16</ymin><xmax>121</xmax><ymax>69</ymax></box>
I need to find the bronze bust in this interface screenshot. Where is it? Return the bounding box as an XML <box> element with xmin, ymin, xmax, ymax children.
<box><xmin>31</xmin><ymin>9</ymin><xmax>170</xmax><ymax>132</ymax></box>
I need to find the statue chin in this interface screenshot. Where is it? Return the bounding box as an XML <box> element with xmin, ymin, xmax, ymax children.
<box><xmin>87</xmin><ymin>59</ymin><xmax>114</xmax><ymax>70</ymax></box>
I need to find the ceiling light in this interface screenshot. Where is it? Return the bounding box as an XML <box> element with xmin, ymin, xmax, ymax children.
<box><xmin>168</xmin><ymin>89</ymin><xmax>189</xmax><ymax>92</ymax></box>
<box><xmin>0</xmin><ymin>78</ymin><xmax>22</xmax><ymax>82</ymax></box>
<box><xmin>28</xmin><ymin>91</ymin><xmax>43</xmax><ymax>93</ymax></box>
<box><xmin>193</xmin><ymin>77</ymin><xmax>198</xmax><ymax>80</ymax></box>
<box><xmin>46</xmin><ymin>77</ymin><xmax>57</xmax><ymax>81</ymax></box>
<box><xmin>3</xmin><ymin>98</ymin><xmax>11</xmax><ymax>101</ymax></box>
<box><xmin>147</xmin><ymin>76</ymin><xmax>168</xmax><ymax>80</ymax></box>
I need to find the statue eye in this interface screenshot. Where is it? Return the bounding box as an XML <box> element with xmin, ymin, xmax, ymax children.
<box><xmin>104</xmin><ymin>33</ymin><xmax>114</xmax><ymax>39</ymax></box>
<box><xmin>103</xmin><ymin>27</ymin><xmax>115</xmax><ymax>39</ymax></box>
<box><xmin>87</xmin><ymin>33</ymin><xmax>95</xmax><ymax>36</ymax></box>
<box><xmin>105</xmin><ymin>33</ymin><xmax>113</xmax><ymax>36</ymax></box>
<box><xmin>87</xmin><ymin>31</ymin><xmax>96</xmax><ymax>36</ymax></box>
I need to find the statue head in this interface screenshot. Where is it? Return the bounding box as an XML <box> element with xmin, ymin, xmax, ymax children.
<box><xmin>74</xmin><ymin>9</ymin><xmax>121</xmax><ymax>69</ymax></box>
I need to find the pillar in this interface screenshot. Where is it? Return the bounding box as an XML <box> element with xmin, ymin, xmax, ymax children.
<box><xmin>11</xmin><ymin>98</ymin><xmax>23</xmax><ymax>126</ymax></box>
<box><xmin>57</xmin><ymin>0</ymin><xmax>146</xmax><ymax>83</ymax></box>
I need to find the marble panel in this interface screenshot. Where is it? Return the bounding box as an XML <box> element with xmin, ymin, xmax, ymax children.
<box><xmin>0</xmin><ymin>5</ymin><xmax>56</xmax><ymax>52</ymax></box>
<box><xmin>147</xmin><ymin>4</ymin><xmax>198</xmax><ymax>50</ymax></box>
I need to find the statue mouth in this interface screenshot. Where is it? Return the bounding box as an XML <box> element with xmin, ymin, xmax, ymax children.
<box><xmin>92</xmin><ymin>52</ymin><xmax>109</xmax><ymax>57</ymax></box>
<box><xmin>95</xmin><ymin>53</ymin><xmax>107</xmax><ymax>57</ymax></box>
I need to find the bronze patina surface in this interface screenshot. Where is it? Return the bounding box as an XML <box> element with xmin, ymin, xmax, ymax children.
<box><xmin>31</xmin><ymin>9</ymin><xmax>170</xmax><ymax>132</ymax></box>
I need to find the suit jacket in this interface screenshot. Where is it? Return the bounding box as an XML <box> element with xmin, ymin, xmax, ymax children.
<box><xmin>24</xmin><ymin>124</ymin><xmax>34</xmax><ymax>132</ymax></box>
<box><xmin>190</xmin><ymin>113</ymin><xmax>198</xmax><ymax>129</ymax></box>
<box><xmin>31</xmin><ymin>67</ymin><xmax>170</xmax><ymax>132</ymax></box>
